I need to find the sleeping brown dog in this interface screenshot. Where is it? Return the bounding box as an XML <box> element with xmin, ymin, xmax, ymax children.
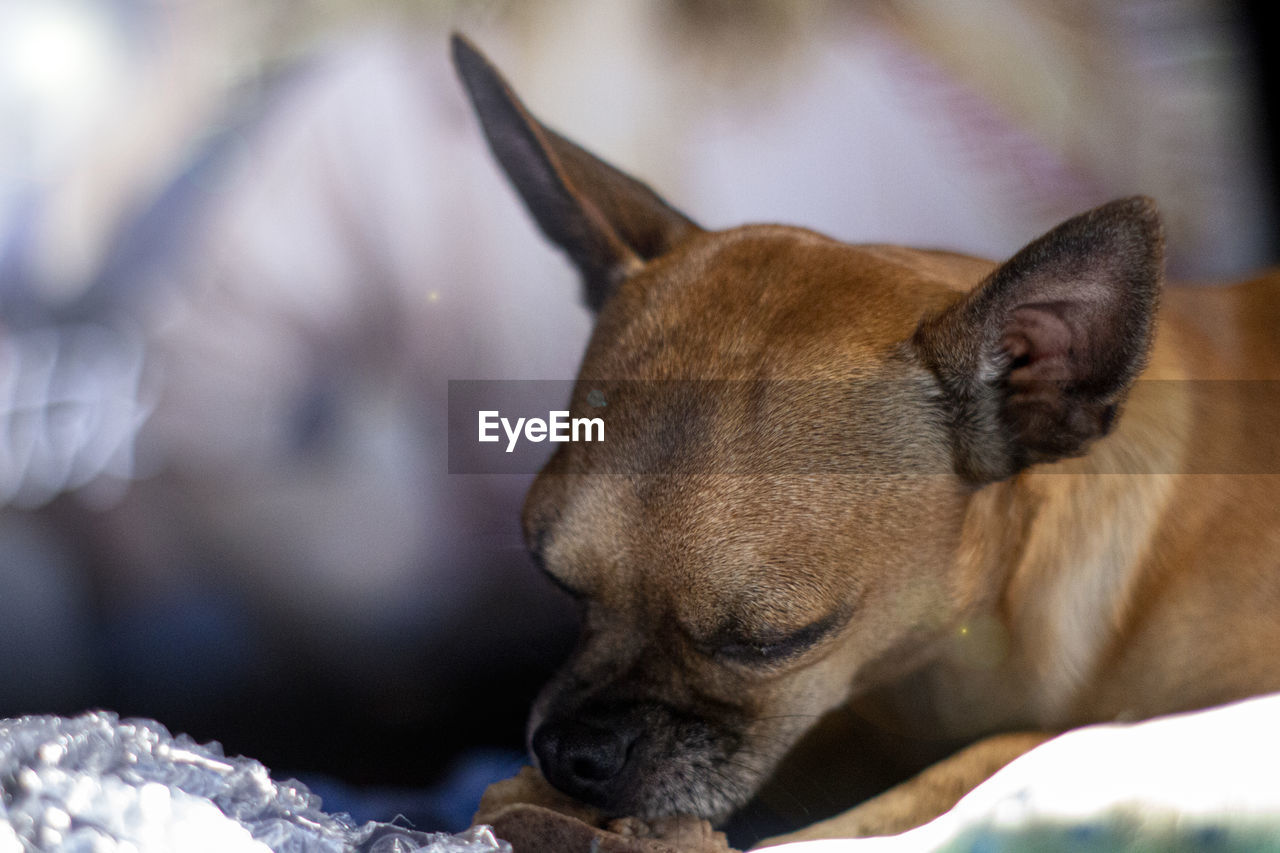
<box><xmin>452</xmin><ymin>34</ymin><xmax>1280</xmax><ymax>846</ymax></box>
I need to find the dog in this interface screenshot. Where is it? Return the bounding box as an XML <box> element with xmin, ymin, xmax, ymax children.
<box><xmin>451</xmin><ymin>34</ymin><xmax>1280</xmax><ymax>844</ymax></box>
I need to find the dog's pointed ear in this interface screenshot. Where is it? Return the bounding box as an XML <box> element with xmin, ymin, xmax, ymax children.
<box><xmin>914</xmin><ymin>197</ymin><xmax>1163</xmax><ymax>483</ymax></box>
<box><xmin>451</xmin><ymin>34</ymin><xmax>701</xmax><ymax>312</ymax></box>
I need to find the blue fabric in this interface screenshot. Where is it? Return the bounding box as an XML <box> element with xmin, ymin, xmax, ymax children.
<box><xmin>300</xmin><ymin>750</ymin><xmax>530</xmax><ymax>833</ymax></box>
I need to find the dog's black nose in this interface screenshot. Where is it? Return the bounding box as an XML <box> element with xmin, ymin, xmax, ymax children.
<box><xmin>532</xmin><ymin>719</ymin><xmax>634</xmax><ymax>803</ymax></box>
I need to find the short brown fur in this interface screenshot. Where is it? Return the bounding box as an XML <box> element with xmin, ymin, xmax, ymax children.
<box><xmin>452</xmin><ymin>35</ymin><xmax>1280</xmax><ymax>844</ymax></box>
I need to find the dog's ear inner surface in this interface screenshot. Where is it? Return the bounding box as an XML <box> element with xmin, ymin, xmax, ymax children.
<box><xmin>450</xmin><ymin>34</ymin><xmax>701</xmax><ymax>312</ymax></box>
<box><xmin>914</xmin><ymin>196</ymin><xmax>1164</xmax><ymax>483</ymax></box>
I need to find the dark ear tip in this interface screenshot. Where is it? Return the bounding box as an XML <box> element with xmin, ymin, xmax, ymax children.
<box><xmin>1102</xmin><ymin>195</ymin><xmax>1164</xmax><ymax>249</ymax></box>
<box><xmin>449</xmin><ymin>32</ymin><xmax>493</xmax><ymax>90</ymax></box>
<box><xmin>449</xmin><ymin>32</ymin><xmax>476</xmax><ymax>65</ymax></box>
<box><xmin>1114</xmin><ymin>194</ymin><xmax>1160</xmax><ymax>226</ymax></box>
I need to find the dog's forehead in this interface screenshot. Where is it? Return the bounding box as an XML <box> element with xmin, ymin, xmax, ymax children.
<box><xmin>551</xmin><ymin>223</ymin><xmax>962</xmax><ymax>482</ymax></box>
<box><xmin>581</xmin><ymin>225</ymin><xmax>981</xmax><ymax>381</ymax></box>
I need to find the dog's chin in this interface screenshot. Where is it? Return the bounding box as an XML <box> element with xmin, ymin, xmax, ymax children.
<box><xmin>572</xmin><ymin>731</ymin><xmax>780</xmax><ymax>825</ymax></box>
<box><xmin>616</xmin><ymin>749</ymin><xmax>765</xmax><ymax>824</ymax></box>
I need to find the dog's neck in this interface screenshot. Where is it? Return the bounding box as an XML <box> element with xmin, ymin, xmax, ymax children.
<box><xmin>879</xmin><ymin>313</ymin><xmax>1201</xmax><ymax>737</ymax></box>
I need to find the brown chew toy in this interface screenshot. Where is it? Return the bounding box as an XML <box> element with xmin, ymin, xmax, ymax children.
<box><xmin>473</xmin><ymin>767</ymin><xmax>738</xmax><ymax>853</ymax></box>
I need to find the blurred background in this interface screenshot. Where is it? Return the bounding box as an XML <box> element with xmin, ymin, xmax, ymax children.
<box><xmin>0</xmin><ymin>0</ymin><xmax>1276</xmax><ymax>844</ymax></box>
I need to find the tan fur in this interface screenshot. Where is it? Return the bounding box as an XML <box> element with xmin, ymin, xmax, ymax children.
<box><xmin>453</xmin><ymin>36</ymin><xmax>1280</xmax><ymax>844</ymax></box>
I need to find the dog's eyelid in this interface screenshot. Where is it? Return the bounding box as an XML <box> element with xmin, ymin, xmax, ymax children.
<box><xmin>713</xmin><ymin>609</ymin><xmax>848</xmax><ymax>664</ymax></box>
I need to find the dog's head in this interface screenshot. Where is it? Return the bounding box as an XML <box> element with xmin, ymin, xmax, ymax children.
<box><xmin>452</xmin><ymin>36</ymin><xmax>1162</xmax><ymax>822</ymax></box>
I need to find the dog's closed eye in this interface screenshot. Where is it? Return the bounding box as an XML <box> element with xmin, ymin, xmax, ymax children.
<box><xmin>712</xmin><ymin>610</ymin><xmax>847</xmax><ymax>665</ymax></box>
